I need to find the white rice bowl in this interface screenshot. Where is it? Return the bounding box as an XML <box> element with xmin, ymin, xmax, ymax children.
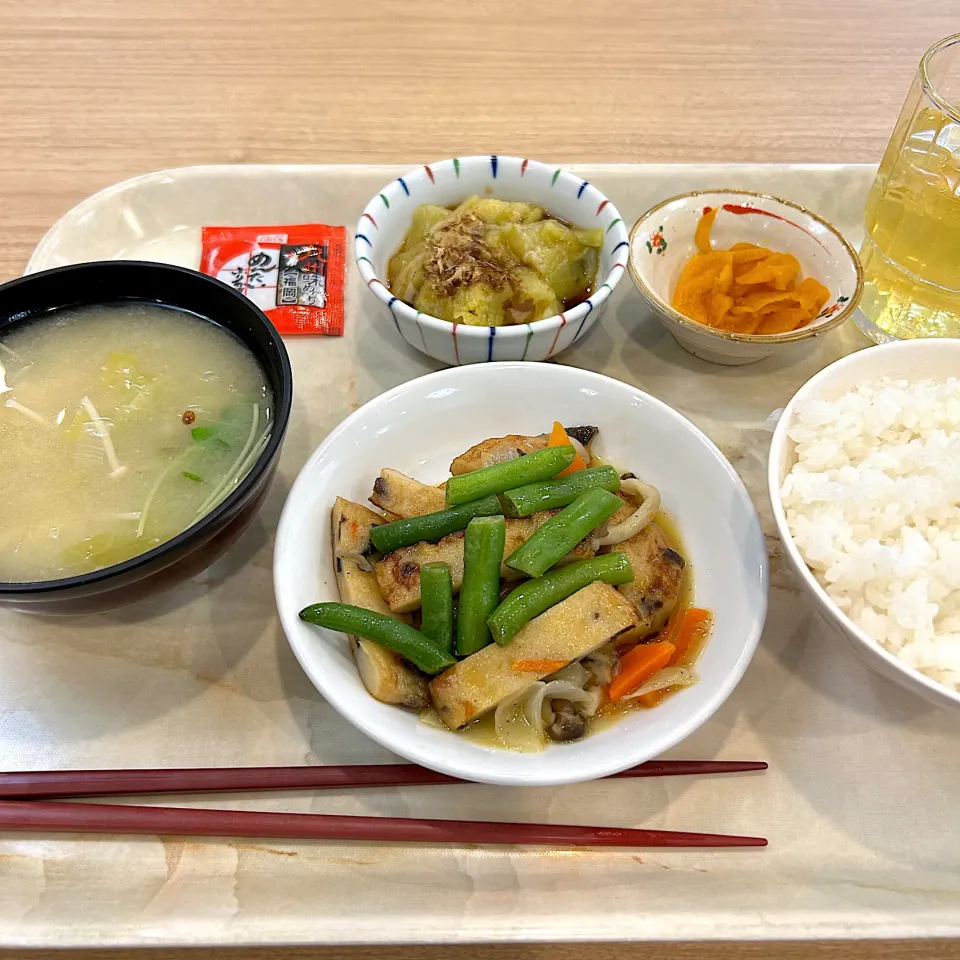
<box><xmin>781</xmin><ymin>376</ymin><xmax>960</xmax><ymax>689</ymax></box>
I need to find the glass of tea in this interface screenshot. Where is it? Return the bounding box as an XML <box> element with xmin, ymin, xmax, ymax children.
<box><xmin>857</xmin><ymin>34</ymin><xmax>960</xmax><ymax>341</ymax></box>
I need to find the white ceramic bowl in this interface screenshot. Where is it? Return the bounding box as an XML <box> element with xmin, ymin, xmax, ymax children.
<box><xmin>629</xmin><ymin>189</ymin><xmax>863</xmax><ymax>366</ymax></box>
<box><xmin>355</xmin><ymin>156</ymin><xmax>629</xmax><ymax>366</ymax></box>
<box><xmin>769</xmin><ymin>339</ymin><xmax>960</xmax><ymax>711</ymax></box>
<box><xmin>275</xmin><ymin>363</ymin><xmax>768</xmax><ymax>786</ymax></box>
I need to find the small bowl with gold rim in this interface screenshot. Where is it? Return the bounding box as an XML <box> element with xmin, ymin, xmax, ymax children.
<box><xmin>628</xmin><ymin>189</ymin><xmax>863</xmax><ymax>366</ymax></box>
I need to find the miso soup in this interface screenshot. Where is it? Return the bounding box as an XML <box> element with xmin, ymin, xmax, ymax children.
<box><xmin>0</xmin><ymin>302</ymin><xmax>273</xmax><ymax>582</ymax></box>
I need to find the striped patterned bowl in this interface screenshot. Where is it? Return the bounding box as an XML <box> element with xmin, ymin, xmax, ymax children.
<box><xmin>355</xmin><ymin>156</ymin><xmax>629</xmax><ymax>365</ymax></box>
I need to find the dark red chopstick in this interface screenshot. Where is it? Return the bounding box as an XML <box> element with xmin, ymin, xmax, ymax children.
<box><xmin>0</xmin><ymin>800</ymin><xmax>766</xmax><ymax>848</ymax></box>
<box><xmin>0</xmin><ymin>760</ymin><xmax>767</xmax><ymax>800</ymax></box>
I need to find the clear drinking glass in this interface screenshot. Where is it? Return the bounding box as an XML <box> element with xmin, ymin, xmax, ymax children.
<box><xmin>856</xmin><ymin>34</ymin><xmax>960</xmax><ymax>341</ymax></box>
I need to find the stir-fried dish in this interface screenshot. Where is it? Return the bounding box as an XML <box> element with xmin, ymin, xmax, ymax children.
<box><xmin>386</xmin><ymin>197</ymin><xmax>602</xmax><ymax>326</ymax></box>
<box><xmin>300</xmin><ymin>423</ymin><xmax>712</xmax><ymax>751</ymax></box>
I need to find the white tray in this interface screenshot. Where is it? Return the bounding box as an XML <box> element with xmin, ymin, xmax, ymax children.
<box><xmin>4</xmin><ymin>163</ymin><xmax>958</xmax><ymax>950</ymax></box>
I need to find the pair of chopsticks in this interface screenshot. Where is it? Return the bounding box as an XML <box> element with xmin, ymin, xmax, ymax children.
<box><xmin>0</xmin><ymin>760</ymin><xmax>768</xmax><ymax>848</ymax></box>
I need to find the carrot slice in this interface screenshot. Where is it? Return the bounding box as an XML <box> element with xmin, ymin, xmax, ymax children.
<box><xmin>511</xmin><ymin>658</ymin><xmax>569</xmax><ymax>673</ymax></box>
<box><xmin>671</xmin><ymin>252</ymin><xmax>734</xmax><ymax>326</ymax></box>
<box><xmin>694</xmin><ymin>207</ymin><xmax>718</xmax><ymax>253</ymax></box>
<box><xmin>729</xmin><ymin>289</ymin><xmax>800</xmax><ymax>314</ymax></box>
<box><xmin>733</xmin><ymin>261</ymin><xmax>778</xmax><ymax>285</ymax></box>
<box><xmin>706</xmin><ymin>291</ymin><xmax>733</xmax><ymax>327</ymax></box>
<box><xmin>655</xmin><ymin>606</ymin><xmax>711</xmax><ymax>654</ymax></box>
<box><xmin>671</xmin><ymin>210</ymin><xmax>831</xmax><ymax>335</ymax></box>
<box><xmin>764</xmin><ymin>253</ymin><xmax>801</xmax><ymax>291</ymax></box>
<box><xmin>547</xmin><ymin>420</ymin><xmax>568</xmax><ymax>447</ymax></box>
<box><xmin>616</xmin><ymin>608</ymin><xmax>713</xmax><ymax>706</ymax></box>
<box><xmin>608</xmin><ymin>641</ymin><xmax>676</xmax><ymax>702</ymax></box>
<box><xmin>792</xmin><ymin>276</ymin><xmax>831</xmax><ymax>312</ymax></box>
<box><xmin>730</xmin><ymin>244</ymin><xmax>769</xmax><ymax>265</ymax></box>
<box><xmin>547</xmin><ymin>420</ymin><xmax>586</xmax><ymax>476</ymax></box>
<box><xmin>637</xmin><ymin>610</ymin><xmax>710</xmax><ymax>707</ymax></box>
<box><xmin>669</xmin><ymin>608</ymin><xmax>713</xmax><ymax>663</ymax></box>
<box><xmin>755</xmin><ymin>307</ymin><xmax>811</xmax><ymax>334</ymax></box>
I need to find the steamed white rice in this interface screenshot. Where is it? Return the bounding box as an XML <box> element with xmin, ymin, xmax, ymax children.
<box><xmin>781</xmin><ymin>376</ymin><xmax>960</xmax><ymax>689</ymax></box>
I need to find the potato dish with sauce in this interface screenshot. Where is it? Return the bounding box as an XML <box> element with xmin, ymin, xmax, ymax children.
<box><xmin>386</xmin><ymin>197</ymin><xmax>602</xmax><ymax>327</ymax></box>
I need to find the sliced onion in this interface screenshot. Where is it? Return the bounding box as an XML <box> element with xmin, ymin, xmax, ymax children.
<box><xmin>480</xmin><ymin>443</ymin><xmax>521</xmax><ymax>468</ymax></box>
<box><xmin>566</xmin><ymin>434</ymin><xmax>590</xmax><ymax>466</ymax></box>
<box><xmin>495</xmin><ymin>683</ymin><xmax>540</xmax><ymax>737</ymax></box>
<box><xmin>418</xmin><ymin>707</ymin><xmax>447</xmax><ymax>730</ymax></box>
<box><xmin>582</xmin><ymin>643</ymin><xmax>618</xmax><ymax>686</ymax></box>
<box><xmin>594</xmin><ymin>479</ymin><xmax>661</xmax><ymax>546</ymax></box>
<box><xmin>494</xmin><ymin>682</ymin><xmax>545</xmax><ymax>751</ymax></box>
<box><xmin>523</xmin><ymin>680</ymin><xmax>600</xmax><ymax>737</ymax></box>
<box><xmin>621</xmin><ymin>665</ymin><xmax>699</xmax><ymax>700</ymax></box>
<box><xmin>336</xmin><ymin>550</ymin><xmax>376</xmax><ymax>572</ymax></box>
<box><xmin>578</xmin><ymin>684</ymin><xmax>604</xmax><ymax>716</ymax></box>
<box><xmin>550</xmin><ymin>661</ymin><xmax>591</xmax><ymax>687</ymax></box>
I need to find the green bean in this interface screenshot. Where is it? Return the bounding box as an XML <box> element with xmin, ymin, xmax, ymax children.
<box><xmin>444</xmin><ymin>446</ymin><xmax>576</xmax><ymax>507</ymax></box>
<box><xmin>487</xmin><ymin>552</ymin><xmax>634</xmax><ymax>647</ymax></box>
<box><xmin>456</xmin><ymin>516</ymin><xmax>506</xmax><ymax>657</ymax></box>
<box><xmin>505</xmin><ymin>489</ymin><xmax>623</xmax><ymax>578</ymax></box>
<box><xmin>498</xmin><ymin>466</ymin><xmax>621</xmax><ymax>518</ymax></box>
<box><xmin>420</xmin><ymin>562</ymin><xmax>454</xmax><ymax>655</ymax></box>
<box><xmin>299</xmin><ymin>602</ymin><xmax>455</xmax><ymax>675</ymax></box>
<box><xmin>369</xmin><ymin>495</ymin><xmax>501</xmax><ymax>555</ymax></box>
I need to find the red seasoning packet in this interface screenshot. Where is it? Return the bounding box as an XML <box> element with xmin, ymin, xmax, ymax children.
<box><xmin>200</xmin><ymin>224</ymin><xmax>346</xmax><ymax>335</ymax></box>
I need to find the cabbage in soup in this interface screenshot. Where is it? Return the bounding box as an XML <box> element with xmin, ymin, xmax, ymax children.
<box><xmin>0</xmin><ymin>302</ymin><xmax>273</xmax><ymax>582</ymax></box>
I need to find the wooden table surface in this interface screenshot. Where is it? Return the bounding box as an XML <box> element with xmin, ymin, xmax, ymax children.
<box><xmin>1</xmin><ymin>0</ymin><xmax>959</xmax><ymax>957</ymax></box>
